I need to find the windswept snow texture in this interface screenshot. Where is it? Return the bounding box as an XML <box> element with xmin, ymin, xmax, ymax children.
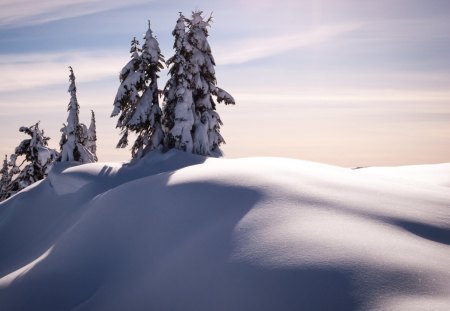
<box><xmin>0</xmin><ymin>151</ymin><xmax>449</xmax><ymax>311</ymax></box>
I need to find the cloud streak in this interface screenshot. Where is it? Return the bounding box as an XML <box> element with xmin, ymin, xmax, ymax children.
<box><xmin>0</xmin><ymin>0</ymin><xmax>149</xmax><ymax>29</ymax></box>
<box><xmin>233</xmin><ymin>89</ymin><xmax>450</xmax><ymax>104</ymax></box>
<box><xmin>0</xmin><ymin>50</ymin><xmax>127</xmax><ymax>92</ymax></box>
<box><xmin>214</xmin><ymin>23</ymin><xmax>362</xmax><ymax>65</ymax></box>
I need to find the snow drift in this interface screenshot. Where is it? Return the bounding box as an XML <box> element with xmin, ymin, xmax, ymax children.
<box><xmin>0</xmin><ymin>150</ymin><xmax>449</xmax><ymax>310</ymax></box>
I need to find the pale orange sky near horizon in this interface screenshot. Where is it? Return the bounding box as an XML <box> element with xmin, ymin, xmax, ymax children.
<box><xmin>0</xmin><ymin>0</ymin><xmax>449</xmax><ymax>167</ymax></box>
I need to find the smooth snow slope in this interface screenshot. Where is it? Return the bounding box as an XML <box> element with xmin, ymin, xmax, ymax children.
<box><xmin>0</xmin><ymin>150</ymin><xmax>449</xmax><ymax>311</ymax></box>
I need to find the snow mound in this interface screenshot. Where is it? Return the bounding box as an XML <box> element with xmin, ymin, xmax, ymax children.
<box><xmin>356</xmin><ymin>162</ymin><xmax>450</xmax><ymax>188</ymax></box>
<box><xmin>47</xmin><ymin>150</ymin><xmax>206</xmax><ymax>195</ymax></box>
<box><xmin>0</xmin><ymin>152</ymin><xmax>449</xmax><ymax>311</ymax></box>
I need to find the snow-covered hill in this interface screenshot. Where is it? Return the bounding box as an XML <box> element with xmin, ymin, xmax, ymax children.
<box><xmin>0</xmin><ymin>150</ymin><xmax>449</xmax><ymax>311</ymax></box>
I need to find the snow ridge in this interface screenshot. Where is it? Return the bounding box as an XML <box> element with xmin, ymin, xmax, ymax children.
<box><xmin>0</xmin><ymin>152</ymin><xmax>449</xmax><ymax>311</ymax></box>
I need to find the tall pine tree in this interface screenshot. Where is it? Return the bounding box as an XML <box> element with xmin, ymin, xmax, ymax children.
<box><xmin>128</xmin><ymin>21</ymin><xmax>165</xmax><ymax>156</ymax></box>
<box><xmin>112</xmin><ymin>22</ymin><xmax>165</xmax><ymax>158</ymax></box>
<box><xmin>164</xmin><ymin>11</ymin><xmax>235</xmax><ymax>156</ymax></box>
<box><xmin>163</xmin><ymin>13</ymin><xmax>195</xmax><ymax>153</ymax></box>
<box><xmin>188</xmin><ymin>11</ymin><xmax>235</xmax><ymax>156</ymax></box>
<box><xmin>59</xmin><ymin>67</ymin><xmax>95</xmax><ymax>163</ymax></box>
<box><xmin>112</xmin><ymin>37</ymin><xmax>144</xmax><ymax>152</ymax></box>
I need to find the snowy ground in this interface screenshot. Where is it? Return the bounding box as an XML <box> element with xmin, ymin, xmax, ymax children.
<box><xmin>0</xmin><ymin>150</ymin><xmax>449</xmax><ymax>311</ymax></box>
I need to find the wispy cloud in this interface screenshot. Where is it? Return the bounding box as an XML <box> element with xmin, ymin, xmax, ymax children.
<box><xmin>0</xmin><ymin>0</ymin><xmax>149</xmax><ymax>29</ymax></box>
<box><xmin>233</xmin><ymin>89</ymin><xmax>450</xmax><ymax>104</ymax></box>
<box><xmin>214</xmin><ymin>23</ymin><xmax>362</xmax><ymax>65</ymax></box>
<box><xmin>0</xmin><ymin>50</ymin><xmax>127</xmax><ymax>92</ymax></box>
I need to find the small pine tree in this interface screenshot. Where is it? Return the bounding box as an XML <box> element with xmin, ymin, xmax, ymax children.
<box><xmin>2</xmin><ymin>123</ymin><xmax>58</xmax><ymax>200</ymax></box>
<box><xmin>0</xmin><ymin>155</ymin><xmax>9</xmax><ymax>184</ymax></box>
<box><xmin>86</xmin><ymin>110</ymin><xmax>98</xmax><ymax>161</ymax></box>
<box><xmin>0</xmin><ymin>155</ymin><xmax>11</xmax><ymax>201</ymax></box>
<box><xmin>59</xmin><ymin>67</ymin><xmax>95</xmax><ymax>163</ymax></box>
<box><xmin>78</xmin><ymin>110</ymin><xmax>98</xmax><ymax>162</ymax></box>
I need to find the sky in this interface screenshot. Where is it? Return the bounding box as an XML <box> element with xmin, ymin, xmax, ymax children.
<box><xmin>0</xmin><ymin>0</ymin><xmax>449</xmax><ymax>167</ymax></box>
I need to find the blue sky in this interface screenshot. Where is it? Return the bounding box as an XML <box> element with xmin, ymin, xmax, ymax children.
<box><xmin>0</xmin><ymin>0</ymin><xmax>449</xmax><ymax>166</ymax></box>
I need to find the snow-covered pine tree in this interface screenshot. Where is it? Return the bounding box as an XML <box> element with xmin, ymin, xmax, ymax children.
<box><xmin>85</xmin><ymin>110</ymin><xmax>98</xmax><ymax>161</ymax></box>
<box><xmin>77</xmin><ymin>110</ymin><xmax>98</xmax><ymax>162</ymax></box>
<box><xmin>127</xmin><ymin>21</ymin><xmax>166</xmax><ymax>157</ymax></box>
<box><xmin>163</xmin><ymin>13</ymin><xmax>195</xmax><ymax>152</ymax></box>
<box><xmin>64</xmin><ymin>66</ymin><xmax>81</xmax><ymax>160</ymax></box>
<box><xmin>187</xmin><ymin>11</ymin><xmax>235</xmax><ymax>156</ymax></box>
<box><xmin>112</xmin><ymin>37</ymin><xmax>144</xmax><ymax>153</ymax></box>
<box><xmin>0</xmin><ymin>153</ymin><xmax>20</xmax><ymax>201</ymax></box>
<box><xmin>0</xmin><ymin>155</ymin><xmax>11</xmax><ymax>201</ymax></box>
<box><xmin>3</xmin><ymin>123</ymin><xmax>58</xmax><ymax>200</ymax></box>
<box><xmin>59</xmin><ymin>67</ymin><xmax>95</xmax><ymax>163</ymax></box>
<box><xmin>164</xmin><ymin>11</ymin><xmax>235</xmax><ymax>156</ymax></box>
<box><xmin>112</xmin><ymin>26</ymin><xmax>165</xmax><ymax>159</ymax></box>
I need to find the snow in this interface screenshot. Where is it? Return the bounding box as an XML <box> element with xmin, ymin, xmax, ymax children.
<box><xmin>214</xmin><ymin>86</ymin><xmax>235</xmax><ymax>105</ymax></box>
<box><xmin>356</xmin><ymin>163</ymin><xmax>450</xmax><ymax>188</ymax></box>
<box><xmin>0</xmin><ymin>151</ymin><xmax>449</xmax><ymax>310</ymax></box>
<box><xmin>193</xmin><ymin>112</ymin><xmax>210</xmax><ymax>155</ymax></box>
<box><xmin>129</xmin><ymin>87</ymin><xmax>153</xmax><ymax>126</ymax></box>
